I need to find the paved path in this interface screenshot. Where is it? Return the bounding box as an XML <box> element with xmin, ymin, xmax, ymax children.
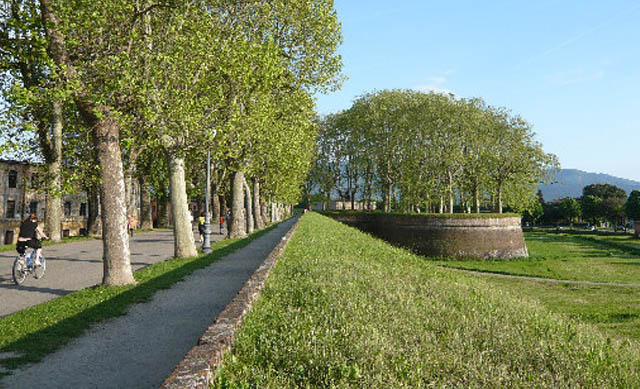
<box><xmin>0</xmin><ymin>217</ymin><xmax>297</xmax><ymax>388</ymax></box>
<box><xmin>0</xmin><ymin>226</ymin><xmax>227</xmax><ymax>318</ymax></box>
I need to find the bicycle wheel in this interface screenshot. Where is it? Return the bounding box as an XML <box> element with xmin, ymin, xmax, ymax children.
<box><xmin>34</xmin><ymin>254</ymin><xmax>46</xmax><ymax>279</ymax></box>
<box><xmin>12</xmin><ymin>256</ymin><xmax>27</xmax><ymax>285</ymax></box>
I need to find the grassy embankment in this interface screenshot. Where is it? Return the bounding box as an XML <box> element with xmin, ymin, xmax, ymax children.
<box><xmin>438</xmin><ymin>231</ymin><xmax>640</xmax><ymax>341</ymax></box>
<box><xmin>214</xmin><ymin>213</ymin><xmax>640</xmax><ymax>388</ymax></box>
<box><xmin>0</xmin><ymin>222</ymin><xmax>282</xmax><ymax>375</ymax></box>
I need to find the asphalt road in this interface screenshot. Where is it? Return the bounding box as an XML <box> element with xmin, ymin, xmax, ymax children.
<box><xmin>0</xmin><ymin>226</ymin><xmax>227</xmax><ymax>318</ymax></box>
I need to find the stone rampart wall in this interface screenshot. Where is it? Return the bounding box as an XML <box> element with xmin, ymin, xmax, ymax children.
<box><xmin>324</xmin><ymin>212</ymin><xmax>528</xmax><ymax>259</ymax></box>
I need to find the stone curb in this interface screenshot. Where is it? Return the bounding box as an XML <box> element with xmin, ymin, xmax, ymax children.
<box><xmin>161</xmin><ymin>217</ymin><xmax>301</xmax><ymax>388</ymax></box>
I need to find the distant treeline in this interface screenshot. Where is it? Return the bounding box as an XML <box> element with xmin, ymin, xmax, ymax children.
<box><xmin>306</xmin><ymin>89</ymin><xmax>558</xmax><ymax>214</ymax></box>
<box><xmin>525</xmin><ymin>183</ymin><xmax>640</xmax><ymax>229</ymax></box>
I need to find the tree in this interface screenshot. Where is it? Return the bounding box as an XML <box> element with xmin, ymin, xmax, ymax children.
<box><xmin>559</xmin><ymin>198</ymin><xmax>581</xmax><ymax>226</ymax></box>
<box><xmin>582</xmin><ymin>184</ymin><xmax>626</xmax><ymax>228</ymax></box>
<box><xmin>626</xmin><ymin>190</ymin><xmax>640</xmax><ymax>237</ymax></box>
<box><xmin>625</xmin><ymin>190</ymin><xmax>640</xmax><ymax>221</ymax></box>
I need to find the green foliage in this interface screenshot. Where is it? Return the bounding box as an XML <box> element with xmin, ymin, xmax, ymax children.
<box><xmin>214</xmin><ymin>213</ymin><xmax>640</xmax><ymax>387</ymax></box>
<box><xmin>581</xmin><ymin>184</ymin><xmax>626</xmax><ymax>226</ymax></box>
<box><xmin>559</xmin><ymin>197</ymin><xmax>581</xmax><ymax>223</ymax></box>
<box><xmin>309</xmin><ymin>90</ymin><xmax>558</xmax><ymax>214</ymax></box>
<box><xmin>625</xmin><ymin>190</ymin><xmax>640</xmax><ymax>221</ymax></box>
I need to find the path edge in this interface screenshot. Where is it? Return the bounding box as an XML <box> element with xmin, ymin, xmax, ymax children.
<box><xmin>161</xmin><ymin>216</ymin><xmax>301</xmax><ymax>388</ymax></box>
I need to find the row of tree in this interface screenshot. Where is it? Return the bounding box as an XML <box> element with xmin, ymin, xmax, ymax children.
<box><xmin>306</xmin><ymin>89</ymin><xmax>558</xmax><ymax>214</ymax></box>
<box><xmin>1</xmin><ymin>1</ymin><xmax>343</xmax><ymax>285</ymax></box>
<box><xmin>526</xmin><ymin>184</ymin><xmax>640</xmax><ymax>229</ymax></box>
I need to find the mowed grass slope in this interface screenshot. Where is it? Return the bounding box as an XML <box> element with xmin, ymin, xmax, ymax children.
<box><xmin>214</xmin><ymin>213</ymin><xmax>640</xmax><ymax>388</ymax></box>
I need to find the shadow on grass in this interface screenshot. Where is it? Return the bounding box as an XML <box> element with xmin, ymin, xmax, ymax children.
<box><xmin>0</xmin><ymin>220</ymin><xmax>287</xmax><ymax>373</ymax></box>
<box><xmin>526</xmin><ymin>232</ymin><xmax>640</xmax><ymax>259</ymax></box>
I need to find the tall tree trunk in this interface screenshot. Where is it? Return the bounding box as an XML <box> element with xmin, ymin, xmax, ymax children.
<box><xmin>497</xmin><ymin>181</ymin><xmax>504</xmax><ymax>214</ymax></box>
<box><xmin>230</xmin><ymin>171</ymin><xmax>246</xmax><ymax>238</ymax></box>
<box><xmin>260</xmin><ymin>199</ymin><xmax>269</xmax><ymax>225</ymax></box>
<box><xmin>168</xmin><ymin>155</ymin><xmax>197</xmax><ymax>257</ymax></box>
<box><xmin>252</xmin><ymin>178</ymin><xmax>264</xmax><ymax>230</ymax></box>
<box><xmin>139</xmin><ymin>176</ymin><xmax>153</xmax><ymax>229</ymax></box>
<box><xmin>243</xmin><ymin>178</ymin><xmax>254</xmax><ymax>234</ymax></box>
<box><xmin>439</xmin><ymin>196</ymin><xmax>444</xmax><ymax>214</ymax></box>
<box><xmin>87</xmin><ymin>182</ymin><xmax>101</xmax><ymax>236</ymax></box>
<box><xmin>213</xmin><ymin>192</ymin><xmax>221</xmax><ymax>232</ymax></box>
<box><xmin>41</xmin><ymin>1</ymin><xmax>134</xmax><ymax>285</ymax></box>
<box><xmin>45</xmin><ymin>100</ymin><xmax>63</xmax><ymax>241</ymax></box>
<box><xmin>158</xmin><ymin>193</ymin><xmax>170</xmax><ymax>227</ymax></box>
<box><xmin>447</xmin><ymin>171</ymin><xmax>454</xmax><ymax>214</ymax></box>
<box><xmin>473</xmin><ymin>178</ymin><xmax>480</xmax><ymax>214</ymax></box>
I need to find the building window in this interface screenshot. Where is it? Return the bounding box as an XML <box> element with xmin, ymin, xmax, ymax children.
<box><xmin>64</xmin><ymin>201</ymin><xmax>72</xmax><ymax>218</ymax></box>
<box><xmin>6</xmin><ymin>200</ymin><xmax>15</xmax><ymax>218</ymax></box>
<box><xmin>4</xmin><ymin>230</ymin><xmax>14</xmax><ymax>245</ymax></box>
<box><xmin>79</xmin><ymin>203</ymin><xmax>87</xmax><ymax>217</ymax></box>
<box><xmin>29</xmin><ymin>201</ymin><xmax>38</xmax><ymax>215</ymax></box>
<box><xmin>8</xmin><ymin>170</ymin><xmax>17</xmax><ymax>188</ymax></box>
<box><xmin>30</xmin><ymin>173</ymin><xmax>39</xmax><ymax>189</ymax></box>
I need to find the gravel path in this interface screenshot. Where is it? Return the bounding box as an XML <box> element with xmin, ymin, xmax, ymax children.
<box><xmin>0</xmin><ymin>218</ymin><xmax>296</xmax><ymax>389</ymax></box>
<box><xmin>0</xmin><ymin>225</ymin><xmax>227</xmax><ymax>318</ymax></box>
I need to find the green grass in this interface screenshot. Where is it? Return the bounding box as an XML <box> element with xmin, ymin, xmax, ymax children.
<box><xmin>0</xmin><ymin>235</ymin><xmax>95</xmax><ymax>253</ymax></box>
<box><xmin>213</xmin><ymin>213</ymin><xmax>640</xmax><ymax>388</ymax></box>
<box><xmin>473</xmin><ymin>277</ymin><xmax>640</xmax><ymax>341</ymax></box>
<box><xmin>0</xmin><ymin>222</ymin><xmax>282</xmax><ymax>374</ymax></box>
<box><xmin>436</xmin><ymin>231</ymin><xmax>640</xmax><ymax>284</ymax></box>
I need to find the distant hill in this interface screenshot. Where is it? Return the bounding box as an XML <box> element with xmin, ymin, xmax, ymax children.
<box><xmin>538</xmin><ymin>169</ymin><xmax>640</xmax><ymax>201</ymax></box>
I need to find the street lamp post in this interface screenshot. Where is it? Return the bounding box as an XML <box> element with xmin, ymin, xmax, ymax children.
<box><xmin>202</xmin><ymin>149</ymin><xmax>212</xmax><ymax>253</ymax></box>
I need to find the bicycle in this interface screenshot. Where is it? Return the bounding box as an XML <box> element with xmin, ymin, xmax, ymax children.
<box><xmin>12</xmin><ymin>246</ymin><xmax>46</xmax><ymax>285</ymax></box>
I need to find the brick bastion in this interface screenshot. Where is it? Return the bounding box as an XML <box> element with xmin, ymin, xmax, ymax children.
<box><xmin>322</xmin><ymin>211</ymin><xmax>528</xmax><ymax>259</ymax></box>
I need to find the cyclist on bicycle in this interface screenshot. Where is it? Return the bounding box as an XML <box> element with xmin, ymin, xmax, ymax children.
<box><xmin>17</xmin><ymin>213</ymin><xmax>48</xmax><ymax>266</ymax></box>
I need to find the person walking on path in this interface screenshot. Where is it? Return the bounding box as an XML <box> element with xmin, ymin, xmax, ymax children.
<box><xmin>127</xmin><ymin>215</ymin><xmax>136</xmax><ymax>237</ymax></box>
<box><xmin>17</xmin><ymin>213</ymin><xmax>48</xmax><ymax>266</ymax></box>
<box><xmin>197</xmin><ymin>213</ymin><xmax>206</xmax><ymax>243</ymax></box>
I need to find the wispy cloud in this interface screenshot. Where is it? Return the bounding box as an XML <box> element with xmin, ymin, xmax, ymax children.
<box><xmin>516</xmin><ymin>3</ymin><xmax>640</xmax><ymax>69</ymax></box>
<box><xmin>426</xmin><ymin>76</ymin><xmax>446</xmax><ymax>84</ymax></box>
<box><xmin>548</xmin><ymin>68</ymin><xmax>605</xmax><ymax>86</ymax></box>
<box><xmin>413</xmin><ymin>73</ymin><xmax>456</xmax><ymax>96</ymax></box>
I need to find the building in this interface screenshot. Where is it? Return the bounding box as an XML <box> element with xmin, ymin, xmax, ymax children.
<box><xmin>0</xmin><ymin>159</ymin><xmax>90</xmax><ymax>244</ymax></box>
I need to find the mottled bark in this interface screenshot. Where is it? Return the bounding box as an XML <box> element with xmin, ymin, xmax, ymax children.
<box><xmin>496</xmin><ymin>181</ymin><xmax>504</xmax><ymax>214</ymax></box>
<box><xmin>230</xmin><ymin>171</ymin><xmax>246</xmax><ymax>238</ymax></box>
<box><xmin>158</xmin><ymin>193</ymin><xmax>170</xmax><ymax>227</ymax></box>
<box><xmin>45</xmin><ymin>100</ymin><xmax>63</xmax><ymax>241</ymax></box>
<box><xmin>124</xmin><ymin>170</ymin><xmax>135</xmax><ymax>217</ymax></box>
<box><xmin>41</xmin><ymin>0</ymin><xmax>134</xmax><ymax>285</ymax></box>
<box><xmin>168</xmin><ymin>156</ymin><xmax>197</xmax><ymax>257</ymax></box>
<box><xmin>213</xmin><ymin>193</ymin><xmax>221</xmax><ymax>230</ymax></box>
<box><xmin>260</xmin><ymin>199</ymin><xmax>268</xmax><ymax>226</ymax></box>
<box><xmin>139</xmin><ymin>176</ymin><xmax>153</xmax><ymax>229</ymax></box>
<box><xmin>243</xmin><ymin>178</ymin><xmax>254</xmax><ymax>234</ymax></box>
<box><xmin>252</xmin><ymin>178</ymin><xmax>264</xmax><ymax>230</ymax></box>
<box><xmin>473</xmin><ymin>178</ymin><xmax>480</xmax><ymax>214</ymax></box>
<box><xmin>87</xmin><ymin>183</ymin><xmax>100</xmax><ymax>236</ymax></box>
<box><xmin>97</xmin><ymin>119</ymin><xmax>135</xmax><ymax>285</ymax></box>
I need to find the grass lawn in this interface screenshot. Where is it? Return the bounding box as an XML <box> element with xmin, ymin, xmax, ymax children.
<box><xmin>213</xmin><ymin>213</ymin><xmax>640</xmax><ymax>388</ymax></box>
<box><xmin>0</xmin><ymin>223</ymin><xmax>281</xmax><ymax>375</ymax></box>
<box><xmin>434</xmin><ymin>230</ymin><xmax>640</xmax><ymax>343</ymax></box>
<box><xmin>436</xmin><ymin>231</ymin><xmax>640</xmax><ymax>284</ymax></box>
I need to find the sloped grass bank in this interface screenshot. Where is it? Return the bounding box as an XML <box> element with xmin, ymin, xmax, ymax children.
<box><xmin>215</xmin><ymin>213</ymin><xmax>640</xmax><ymax>388</ymax></box>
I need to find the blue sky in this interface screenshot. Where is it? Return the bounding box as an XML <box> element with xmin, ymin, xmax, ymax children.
<box><xmin>315</xmin><ymin>1</ymin><xmax>640</xmax><ymax>181</ymax></box>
